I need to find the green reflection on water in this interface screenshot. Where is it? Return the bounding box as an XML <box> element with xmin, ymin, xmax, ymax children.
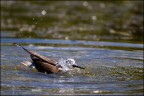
<box><xmin>1</xmin><ymin>1</ymin><xmax>143</xmax><ymax>43</ymax></box>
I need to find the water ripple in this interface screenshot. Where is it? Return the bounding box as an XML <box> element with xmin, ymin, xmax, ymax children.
<box><xmin>1</xmin><ymin>38</ymin><xmax>143</xmax><ymax>49</ymax></box>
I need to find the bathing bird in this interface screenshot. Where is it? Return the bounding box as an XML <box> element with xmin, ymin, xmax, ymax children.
<box><xmin>14</xmin><ymin>43</ymin><xmax>85</xmax><ymax>74</ymax></box>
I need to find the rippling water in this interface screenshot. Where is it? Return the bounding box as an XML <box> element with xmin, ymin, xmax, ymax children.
<box><xmin>1</xmin><ymin>1</ymin><xmax>143</xmax><ymax>95</ymax></box>
<box><xmin>1</xmin><ymin>38</ymin><xmax>143</xmax><ymax>95</ymax></box>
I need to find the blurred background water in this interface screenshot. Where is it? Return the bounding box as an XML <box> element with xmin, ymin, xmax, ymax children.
<box><xmin>1</xmin><ymin>1</ymin><xmax>143</xmax><ymax>95</ymax></box>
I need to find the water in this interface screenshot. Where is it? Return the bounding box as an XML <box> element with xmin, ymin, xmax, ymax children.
<box><xmin>1</xmin><ymin>38</ymin><xmax>143</xmax><ymax>95</ymax></box>
<box><xmin>1</xmin><ymin>1</ymin><xmax>143</xmax><ymax>95</ymax></box>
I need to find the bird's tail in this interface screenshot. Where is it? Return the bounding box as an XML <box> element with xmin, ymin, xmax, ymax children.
<box><xmin>14</xmin><ymin>43</ymin><xmax>32</xmax><ymax>54</ymax></box>
<box><xmin>14</xmin><ymin>43</ymin><xmax>57</xmax><ymax>65</ymax></box>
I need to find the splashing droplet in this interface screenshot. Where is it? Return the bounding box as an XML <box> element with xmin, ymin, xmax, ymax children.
<box><xmin>41</xmin><ymin>10</ymin><xmax>46</xmax><ymax>15</ymax></box>
<box><xmin>91</xmin><ymin>15</ymin><xmax>97</xmax><ymax>21</ymax></box>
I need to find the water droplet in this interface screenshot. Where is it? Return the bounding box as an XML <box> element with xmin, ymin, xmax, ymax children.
<box><xmin>41</xmin><ymin>10</ymin><xmax>46</xmax><ymax>15</ymax></box>
<box><xmin>91</xmin><ymin>15</ymin><xmax>97</xmax><ymax>21</ymax></box>
<box><xmin>65</xmin><ymin>36</ymin><xmax>69</xmax><ymax>40</ymax></box>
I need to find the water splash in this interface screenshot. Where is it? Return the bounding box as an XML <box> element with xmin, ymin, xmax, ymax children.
<box><xmin>57</xmin><ymin>58</ymin><xmax>74</xmax><ymax>72</ymax></box>
<box><xmin>41</xmin><ymin>10</ymin><xmax>46</xmax><ymax>15</ymax></box>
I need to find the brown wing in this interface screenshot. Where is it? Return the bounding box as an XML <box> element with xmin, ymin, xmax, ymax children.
<box><xmin>37</xmin><ymin>61</ymin><xmax>60</xmax><ymax>73</ymax></box>
<box><xmin>29</xmin><ymin>51</ymin><xmax>57</xmax><ymax>65</ymax></box>
<box><xmin>15</xmin><ymin>43</ymin><xmax>60</xmax><ymax>73</ymax></box>
<box><xmin>31</xmin><ymin>55</ymin><xmax>60</xmax><ymax>74</ymax></box>
<box><xmin>14</xmin><ymin>43</ymin><xmax>57</xmax><ymax>65</ymax></box>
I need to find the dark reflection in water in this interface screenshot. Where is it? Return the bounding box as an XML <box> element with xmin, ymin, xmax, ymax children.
<box><xmin>1</xmin><ymin>1</ymin><xmax>143</xmax><ymax>95</ymax></box>
<box><xmin>1</xmin><ymin>1</ymin><xmax>143</xmax><ymax>43</ymax></box>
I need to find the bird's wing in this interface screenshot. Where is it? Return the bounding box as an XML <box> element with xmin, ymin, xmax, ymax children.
<box><xmin>14</xmin><ymin>43</ymin><xmax>57</xmax><ymax>65</ymax></box>
<box><xmin>35</xmin><ymin>61</ymin><xmax>60</xmax><ymax>73</ymax></box>
<box><xmin>29</xmin><ymin>51</ymin><xmax>57</xmax><ymax>65</ymax></box>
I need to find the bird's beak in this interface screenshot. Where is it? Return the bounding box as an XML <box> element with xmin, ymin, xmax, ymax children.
<box><xmin>72</xmin><ymin>65</ymin><xmax>85</xmax><ymax>69</ymax></box>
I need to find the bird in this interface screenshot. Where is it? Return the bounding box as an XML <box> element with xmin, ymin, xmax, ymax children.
<box><xmin>14</xmin><ymin>43</ymin><xmax>85</xmax><ymax>74</ymax></box>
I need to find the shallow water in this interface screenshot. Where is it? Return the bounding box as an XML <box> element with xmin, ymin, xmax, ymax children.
<box><xmin>1</xmin><ymin>38</ymin><xmax>143</xmax><ymax>95</ymax></box>
<box><xmin>1</xmin><ymin>1</ymin><xmax>143</xmax><ymax>95</ymax></box>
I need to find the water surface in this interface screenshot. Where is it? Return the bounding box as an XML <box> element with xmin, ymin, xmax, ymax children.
<box><xmin>1</xmin><ymin>1</ymin><xmax>143</xmax><ymax>95</ymax></box>
<box><xmin>1</xmin><ymin>38</ymin><xmax>143</xmax><ymax>95</ymax></box>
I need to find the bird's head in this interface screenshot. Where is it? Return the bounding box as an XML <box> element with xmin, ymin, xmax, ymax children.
<box><xmin>66</xmin><ymin>58</ymin><xmax>85</xmax><ymax>69</ymax></box>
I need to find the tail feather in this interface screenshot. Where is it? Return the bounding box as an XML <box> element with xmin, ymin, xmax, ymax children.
<box><xmin>14</xmin><ymin>43</ymin><xmax>32</xmax><ymax>54</ymax></box>
<box><xmin>14</xmin><ymin>43</ymin><xmax>57</xmax><ymax>66</ymax></box>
